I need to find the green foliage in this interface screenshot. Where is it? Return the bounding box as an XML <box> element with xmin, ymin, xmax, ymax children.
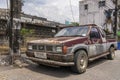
<box><xmin>70</xmin><ymin>22</ymin><xmax>80</xmax><ymax>26</ymax></box>
<box><xmin>117</xmin><ymin>30</ymin><xmax>120</xmax><ymax>37</ymax></box>
<box><xmin>20</xmin><ymin>28</ymin><xmax>34</xmax><ymax>37</ymax></box>
<box><xmin>104</xmin><ymin>28</ymin><xmax>110</xmax><ymax>34</ymax></box>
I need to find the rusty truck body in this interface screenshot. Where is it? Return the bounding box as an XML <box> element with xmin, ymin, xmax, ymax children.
<box><xmin>26</xmin><ymin>24</ymin><xmax>117</xmax><ymax>73</ymax></box>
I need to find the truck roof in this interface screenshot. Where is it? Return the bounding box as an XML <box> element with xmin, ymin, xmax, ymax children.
<box><xmin>61</xmin><ymin>24</ymin><xmax>102</xmax><ymax>29</ymax></box>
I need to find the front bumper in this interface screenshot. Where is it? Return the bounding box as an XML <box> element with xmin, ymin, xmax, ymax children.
<box><xmin>27</xmin><ymin>57</ymin><xmax>74</xmax><ymax>66</ymax></box>
<box><xmin>26</xmin><ymin>51</ymin><xmax>74</xmax><ymax>66</ymax></box>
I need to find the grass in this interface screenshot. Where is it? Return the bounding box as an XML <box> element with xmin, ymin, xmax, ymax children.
<box><xmin>0</xmin><ymin>45</ymin><xmax>9</xmax><ymax>55</ymax></box>
<box><xmin>0</xmin><ymin>37</ymin><xmax>40</xmax><ymax>55</ymax></box>
<box><xmin>0</xmin><ymin>45</ymin><xmax>27</xmax><ymax>55</ymax></box>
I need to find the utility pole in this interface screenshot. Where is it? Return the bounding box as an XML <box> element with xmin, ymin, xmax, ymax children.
<box><xmin>114</xmin><ymin>0</ymin><xmax>118</xmax><ymax>36</ymax></box>
<box><xmin>9</xmin><ymin>0</ymin><xmax>14</xmax><ymax>57</ymax></box>
<box><xmin>12</xmin><ymin>0</ymin><xmax>21</xmax><ymax>59</ymax></box>
<box><xmin>9</xmin><ymin>0</ymin><xmax>22</xmax><ymax>66</ymax></box>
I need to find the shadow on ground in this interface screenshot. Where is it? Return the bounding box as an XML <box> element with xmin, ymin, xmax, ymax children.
<box><xmin>88</xmin><ymin>57</ymin><xmax>107</xmax><ymax>69</ymax></box>
<box><xmin>24</xmin><ymin>57</ymin><xmax>108</xmax><ymax>78</ymax></box>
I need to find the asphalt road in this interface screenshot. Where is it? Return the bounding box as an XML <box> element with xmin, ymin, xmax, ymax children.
<box><xmin>0</xmin><ymin>51</ymin><xmax>120</xmax><ymax>80</ymax></box>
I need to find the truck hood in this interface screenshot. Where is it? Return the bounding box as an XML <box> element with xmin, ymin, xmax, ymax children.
<box><xmin>29</xmin><ymin>37</ymin><xmax>87</xmax><ymax>45</ymax></box>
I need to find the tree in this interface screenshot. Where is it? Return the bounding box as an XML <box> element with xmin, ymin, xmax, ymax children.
<box><xmin>20</xmin><ymin>28</ymin><xmax>34</xmax><ymax>45</ymax></box>
<box><xmin>70</xmin><ymin>22</ymin><xmax>80</xmax><ymax>26</ymax></box>
<box><xmin>20</xmin><ymin>28</ymin><xmax>34</xmax><ymax>37</ymax></box>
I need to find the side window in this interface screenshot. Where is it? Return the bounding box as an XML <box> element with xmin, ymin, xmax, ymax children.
<box><xmin>98</xmin><ymin>1</ymin><xmax>106</xmax><ymax>8</ymax></box>
<box><xmin>90</xmin><ymin>28</ymin><xmax>101</xmax><ymax>39</ymax></box>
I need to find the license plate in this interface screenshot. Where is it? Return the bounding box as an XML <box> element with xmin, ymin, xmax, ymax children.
<box><xmin>34</xmin><ymin>52</ymin><xmax>47</xmax><ymax>59</ymax></box>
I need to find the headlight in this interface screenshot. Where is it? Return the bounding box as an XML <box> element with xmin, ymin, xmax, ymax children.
<box><xmin>28</xmin><ymin>45</ymin><xmax>32</xmax><ymax>50</ymax></box>
<box><xmin>56</xmin><ymin>46</ymin><xmax>62</xmax><ymax>52</ymax></box>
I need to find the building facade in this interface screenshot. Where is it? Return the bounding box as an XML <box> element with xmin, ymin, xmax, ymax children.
<box><xmin>79</xmin><ymin>0</ymin><xmax>116</xmax><ymax>32</ymax></box>
<box><xmin>0</xmin><ymin>8</ymin><xmax>65</xmax><ymax>39</ymax></box>
<box><xmin>0</xmin><ymin>8</ymin><xmax>9</xmax><ymax>19</ymax></box>
<box><xmin>0</xmin><ymin>8</ymin><xmax>65</xmax><ymax>28</ymax></box>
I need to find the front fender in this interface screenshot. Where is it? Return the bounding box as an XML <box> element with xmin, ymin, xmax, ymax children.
<box><xmin>69</xmin><ymin>44</ymin><xmax>89</xmax><ymax>55</ymax></box>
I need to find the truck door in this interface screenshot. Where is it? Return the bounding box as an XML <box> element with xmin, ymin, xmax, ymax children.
<box><xmin>89</xmin><ymin>27</ymin><xmax>104</xmax><ymax>56</ymax></box>
<box><xmin>99</xmin><ymin>28</ymin><xmax>107</xmax><ymax>52</ymax></box>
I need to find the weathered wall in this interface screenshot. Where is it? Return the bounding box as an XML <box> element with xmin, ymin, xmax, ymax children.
<box><xmin>79</xmin><ymin>0</ymin><xmax>116</xmax><ymax>32</ymax></box>
<box><xmin>0</xmin><ymin>20</ymin><xmax>57</xmax><ymax>39</ymax></box>
<box><xmin>22</xmin><ymin>23</ymin><xmax>57</xmax><ymax>38</ymax></box>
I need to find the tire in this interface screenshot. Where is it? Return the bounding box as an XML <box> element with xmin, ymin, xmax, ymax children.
<box><xmin>107</xmin><ymin>47</ymin><xmax>115</xmax><ymax>60</ymax></box>
<box><xmin>71</xmin><ymin>50</ymin><xmax>88</xmax><ymax>74</ymax></box>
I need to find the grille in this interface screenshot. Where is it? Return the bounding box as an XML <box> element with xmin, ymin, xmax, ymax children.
<box><xmin>32</xmin><ymin>45</ymin><xmax>37</xmax><ymax>50</ymax></box>
<box><xmin>38</xmin><ymin>45</ymin><xmax>45</xmax><ymax>51</ymax></box>
<box><xmin>31</xmin><ymin>45</ymin><xmax>54</xmax><ymax>52</ymax></box>
<box><xmin>46</xmin><ymin>46</ymin><xmax>53</xmax><ymax>52</ymax></box>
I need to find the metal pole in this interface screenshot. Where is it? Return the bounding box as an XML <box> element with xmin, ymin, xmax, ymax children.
<box><xmin>114</xmin><ymin>0</ymin><xmax>118</xmax><ymax>36</ymax></box>
<box><xmin>9</xmin><ymin>0</ymin><xmax>13</xmax><ymax>54</ymax></box>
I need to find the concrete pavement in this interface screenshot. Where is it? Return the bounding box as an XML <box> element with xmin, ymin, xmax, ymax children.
<box><xmin>0</xmin><ymin>50</ymin><xmax>119</xmax><ymax>80</ymax></box>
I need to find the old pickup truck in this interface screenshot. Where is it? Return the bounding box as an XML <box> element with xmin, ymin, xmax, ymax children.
<box><xmin>26</xmin><ymin>24</ymin><xmax>117</xmax><ymax>74</ymax></box>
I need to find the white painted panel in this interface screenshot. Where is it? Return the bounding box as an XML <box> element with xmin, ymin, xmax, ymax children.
<box><xmin>79</xmin><ymin>0</ymin><xmax>115</xmax><ymax>28</ymax></box>
<box><xmin>89</xmin><ymin>45</ymin><xmax>97</xmax><ymax>56</ymax></box>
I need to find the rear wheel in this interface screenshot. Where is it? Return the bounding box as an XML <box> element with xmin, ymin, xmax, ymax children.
<box><xmin>107</xmin><ymin>47</ymin><xmax>115</xmax><ymax>60</ymax></box>
<box><xmin>71</xmin><ymin>50</ymin><xmax>88</xmax><ymax>74</ymax></box>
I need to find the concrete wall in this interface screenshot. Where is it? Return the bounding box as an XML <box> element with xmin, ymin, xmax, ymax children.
<box><xmin>21</xmin><ymin>23</ymin><xmax>58</xmax><ymax>38</ymax></box>
<box><xmin>79</xmin><ymin>0</ymin><xmax>115</xmax><ymax>32</ymax></box>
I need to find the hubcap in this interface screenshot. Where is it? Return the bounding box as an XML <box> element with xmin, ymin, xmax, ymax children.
<box><xmin>111</xmin><ymin>48</ymin><xmax>115</xmax><ymax>58</ymax></box>
<box><xmin>79</xmin><ymin>53</ymin><xmax>87</xmax><ymax>69</ymax></box>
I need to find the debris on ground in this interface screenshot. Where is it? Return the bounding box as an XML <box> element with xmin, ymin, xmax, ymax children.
<box><xmin>0</xmin><ymin>55</ymin><xmax>11</xmax><ymax>66</ymax></box>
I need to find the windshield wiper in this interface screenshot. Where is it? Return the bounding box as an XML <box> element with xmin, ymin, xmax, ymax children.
<box><xmin>55</xmin><ymin>36</ymin><xmax>69</xmax><ymax>37</ymax></box>
<box><xmin>70</xmin><ymin>35</ymin><xmax>83</xmax><ymax>37</ymax></box>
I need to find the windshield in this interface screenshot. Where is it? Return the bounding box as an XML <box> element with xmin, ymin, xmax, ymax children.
<box><xmin>55</xmin><ymin>26</ymin><xmax>89</xmax><ymax>37</ymax></box>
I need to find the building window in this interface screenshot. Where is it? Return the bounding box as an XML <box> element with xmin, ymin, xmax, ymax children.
<box><xmin>84</xmin><ymin>4</ymin><xmax>88</xmax><ymax>10</ymax></box>
<box><xmin>99</xmin><ymin>1</ymin><xmax>106</xmax><ymax>7</ymax></box>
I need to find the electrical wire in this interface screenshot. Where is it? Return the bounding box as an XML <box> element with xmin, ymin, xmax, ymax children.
<box><xmin>69</xmin><ymin>0</ymin><xmax>75</xmax><ymax>22</ymax></box>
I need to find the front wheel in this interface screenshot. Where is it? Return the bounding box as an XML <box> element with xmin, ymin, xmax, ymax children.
<box><xmin>71</xmin><ymin>50</ymin><xmax>88</xmax><ymax>74</ymax></box>
<box><xmin>107</xmin><ymin>47</ymin><xmax>115</xmax><ymax>60</ymax></box>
